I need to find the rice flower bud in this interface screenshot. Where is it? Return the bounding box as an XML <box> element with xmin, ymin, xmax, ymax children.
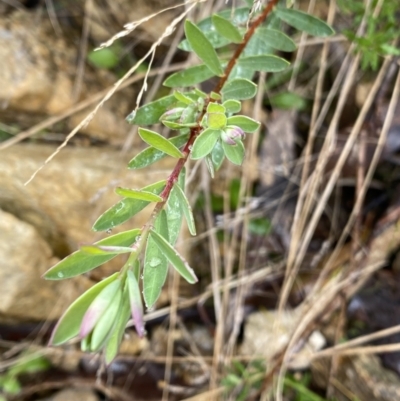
<box><xmin>221</xmin><ymin>126</ymin><xmax>245</xmax><ymax>145</ymax></box>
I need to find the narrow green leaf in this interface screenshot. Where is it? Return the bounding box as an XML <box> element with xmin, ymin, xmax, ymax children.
<box><xmin>167</xmin><ymin>170</ymin><xmax>185</xmax><ymax>246</ymax></box>
<box><xmin>115</xmin><ymin>188</ymin><xmax>163</xmax><ymax>202</ymax></box>
<box><xmin>128</xmin><ymin>134</ymin><xmax>189</xmax><ymax>170</ymax></box>
<box><xmin>184</xmin><ymin>20</ymin><xmax>224</xmax><ymax>76</ymax></box>
<box><xmin>127</xmin><ymin>270</ymin><xmax>145</xmax><ymax>337</ymax></box>
<box><xmin>222</xmin><ymin>99</ymin><xmax>241</xmax><ymax>113</ymax></box>
<box><xmin>80</xmin><ymin>245</ymin><xmax>135</xmax><ymax>255</ymax></box>
<box><xmin>104</xmin><ymin>293</ymin><xmax>130</xmax><ymax>364</ymax></box>
<box><xmin>274</xmin><ymin>8</ymin><xmax>334</xmax><ymax>37</ymax></box>
<box><xmin>173</xmin><ymin>91</ymin><xmax>193</xmax><ymax>104</ymax></box>
<box><xmin>255</xmin><ymin>28</ymin><xmax>297</xmax><ymax>51</ymax></box>
<box><xmin>91</xmin><ymin>287</ymin><xmax>122</xmax><ymax>351</ymax></box>
<box><xmin>139</xmin><ymin>128</ymin><xmax>183</xmax><ymax>159</ymax></box>
<box><xmin>49</xmin><ymin>273</ymin><xmax>119</xmax><ymax>345</ymax></box>
<box><xmin>226</xmin><ymin>115</ymin><xmax>261</xmax><ymax>133</ymax></box>
<box><xmin>191</xmin><ymin>128</ymin><xmax>221</xmax><ymax>160</ymax></box>
<box><xmin>150</xmin><ymin>229</ymin><xmax>198</xmax><ymax>284</ymax></box>
<box><xmin>44</xmin><ymin>230</ymin><xmax>140</xmax><ymax>279</ymax></box>
<box><xmin>173</xmin><ymin>184</ymin><xmax>196</xmax><ymax>236</ymax></box>
<box><xmin>221</xmin><ymin>79</ymin><xmax>257</xmax><ymax>101</ymax></box>
<box><xmin>212</xmin><ymin>14</ymin><xmax>243</xmax><ymax>44</ymax></box>
<box><xmin>93</xmin><ymin>180</ymin><xmax>166</xmax><ymax>231</ymax></box>
<box><xmin>162</xmin><ymin>121</ymin><xmax>197</xmax><ymax>130</ymax></box>
<box><xmin>126</xmin><ymin>95</ymin><xmax>177</xmax><ymax>126</ymax></box>
<box><xmin>163</xmin><ymin>65</ymin><xmax>215</xmax><ymax>87</ymax></box>
<box><xmin>143</xmin><ymin>211</ymin><xmax>169</xmax><ymax>308</ymax></box>
<box><xmin>222</xmin><ymin>140</ymin><xmax>245</xmax><ymax>165</ymax></box>
<box><xmin>80</xmin><ymin>279</ymin><xmax>121</xmax><ymax>338</ymax></box>
<box><xmin>238</xmin><ymin>55</ymin><xmax>289</xmax><ymax>72</ymax></box>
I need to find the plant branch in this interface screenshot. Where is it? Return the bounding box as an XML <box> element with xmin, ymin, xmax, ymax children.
<box><xmin>151</xmin><ymin>0</ymin><xmax>279</xmax><ymax>212</ymax></box>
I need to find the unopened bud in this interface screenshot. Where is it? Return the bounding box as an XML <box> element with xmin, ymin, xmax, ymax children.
<box><xmin>221</xmin><ymin>126</ymin><xmax>245</xmax><ymax>145</ymax></box>
<box><xmin>159</xmin><ymin>107</ymin><xmax>185</xmax><ymax>122</ymax></box>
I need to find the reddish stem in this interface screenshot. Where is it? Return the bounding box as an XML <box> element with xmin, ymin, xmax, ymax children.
<box><xmin>154</xmin><ymin>0</ymin><xmax>279</xmax><ymax>207</ymax></box>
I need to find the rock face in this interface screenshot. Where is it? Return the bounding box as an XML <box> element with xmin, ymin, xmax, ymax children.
<box><xmin>0</xmin><ymin>209</ymin><xmax>88</xmax><ymax>321</ymax></box>
<box><xmin>0</xmin><ymin>144</ymin><xmax>174</xmax><ymax>320</ymax></box>
<box><xmin>0</xmin><ymin>10</ymin><xmax>132</xmax><ymax>144</ymax></box>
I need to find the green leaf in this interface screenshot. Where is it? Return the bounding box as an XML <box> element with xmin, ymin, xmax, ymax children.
<box><xmin>126</xmin><ymin>95</ymin><xmax>176</xmax><ymax>126</ymax></box>
<box><xmin>210</xmin><ymin>140</ymin><xmax>225</xmax><ymax>171</ymax></box>
<box><xmin>104</xmin><ymin>293</ymin><xmax>130</xmax><ymax>364</ymax></box>
<box><xmin>128</xmin><ymin>134</ymin><xmax>189</xmax><ymax>170</ymax></box>
<box><xmin>238</xmin><ymin>55</ymin><xmax>289</xmax><ymax>72</ymax></box>
<box><xmin>270</xmin><ymin>91</ymin><xmax>307</xmax><ymax>110</ymax></box>
<box><xmin>212</xmin><ymin>14</ymin><xmax>243</xmax><ymax>44</ymax></box>
<box><xmin>93</xmin><ymin>180</ymin><xmax>166</xmax><ymax>231</ymax></box>
<box><xmin>184</xmin><ymin>20</ymin><xmax>224</xmax><ymax>76</ymax></box>
<box><xmin>162</xmin><ymin>121</ymin><xmax>197</xmax><ymax>130</ymax></box>
<box><xmin>222</xmin><ymin>140</ymin><xmax>245</xmax><ymax>165</ymax></box>
<box><xmin>207</xmin><ymin>113</ymin><xmax>227</xmax><ymax>129</ymax></box>
<box><xmin>222</xmin><ymin>99</ymin><xmax>241</xmax><ymax>113</ymax></box>
<box><xmin>191</xmin><ymin>128</ymin><xmax>221</xmax><ymax>160</ymax></box>
<box><xmin>149</xmin><ymin>229</ymin><xmax>198</xmax><ymax>284</ymax></box>
<box><xmin>90</xmin><ymin>287</ymin><xmax>122</xmax><ymax>351</ymax></box>
<box><xmin>207</xmin><ymin>103</ymin><xmax>226</xmax><ymax>114</ymax></box>
<box><xmin>274</xmin><ymin>8</ymin><xmax>334</xmax><ymax>37</ymax></box>
<box><xmin>173</xmin><ymin>184</ymin><xmax>196</xmax><ymax>236</ymax></box>
<box><xmin>138</xmin><ymin>128</ymin><xmax>183</xmax><ymax>158</ymax></box>
<box><xmin>44</xmin><ymin>230</ymin><xmax>140</xmax><ymax>279</ymax></box>
<box><xmin>49</xmin><ymin>273</ymin><xmax>119</xmax><ymax>345</ymax></box>
<box><xmin>88</xmin><ymin>48</ymin><xmax>119</xmax><ymax>69</ymax></box>
<box><xmin>80</xmin><ymin>279</ymin><xmax>121</xmax><ymax>338</ymax></box>
<box><xmin>179</xmin><ymin>31</ymin><xmax>230</xmax><ymax>51</ymax></box>
<box><xmin>226</xmin><ymin>115</ymin><xmax>260</xmax><ymax>133</ymax></box>
<box><xmin>164</xmin><ymin>64</ymin><xmax>215</xmax><ymax>87</ymax></box>
<box><xmin>2</xmin><ymin>376</ymin><xmax>21</xmax><ymax>395</ymax></box>
<box><xmin>166</xmin><ymin>170</ymin><xmax>185</xmax><ymax>246</ymax></box>
<box><xmin>255</xmin><ymin>28</ymin><xmax>297</xmax><ymax>51</ymax></box>
<box><xmin>115</xmin><ymin>188</ymin><xmax>163</xmax><ymax>202</ymax></box>
<box><xmin>221</xmin><ymin>79</ymin><xmax>257</xmax><ymax>101</ymax></box>
<box><xmin>173</xmin><ymin>91</ymin><xmax>193</xmax><ymax>104</ymax></box>
<box><xmin>127</xmin><ymin>270</ymin><xmax>145</xmax><ymax>337</ymax></box>
<box><xmin>80</xmin><ymin>245</ymin><xmax>135</xmax><ymax>255</ymax></box>
<box><xmin>143</xmin><ymin>211</ymin><xmax>169</xmax><ymax>308</ymax></box>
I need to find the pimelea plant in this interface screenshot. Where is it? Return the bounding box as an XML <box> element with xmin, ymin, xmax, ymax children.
<box><xmin>43</xmin><ymin>0</ymin><xmax>333</xmax><ymax>364</ymax></box>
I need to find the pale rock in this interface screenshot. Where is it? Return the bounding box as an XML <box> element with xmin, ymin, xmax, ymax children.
<box><xmin>46</xmin><ymin>388</ymin><xmax>99</xmax><ymax>401</ymax></box>
<box><xmin>0</xmin><ymin>10</ymin><xmax>132</xmax><ymax>143</ymax></box>
<box><xmin>0</xmin><ymin>209</ymin><xmax>89</xmax><ymax>321</ymax></box>
<box><xmin>0</xmin><ymin>144</ymin><xmax>174</xmax><ymax>277</ymax></box>
<box><xmin>240</xmin><ymin>308</ymin><xmax>326</xmax><ymax>369</ymax></box>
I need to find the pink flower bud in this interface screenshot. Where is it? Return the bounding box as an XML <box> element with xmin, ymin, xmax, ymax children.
<box><xmin>221</xmin><ymin>126</ymin><xmax>245</xmax><ymax>145</ymax></box>
<box><xmin>225</xmin><ymin>126</ymin><xmax>245</xmax><ymax>140</ymax></box>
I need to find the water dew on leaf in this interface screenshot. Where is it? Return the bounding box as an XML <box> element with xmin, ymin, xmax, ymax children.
<box><xmin>149</xmin><ymin>258</ymin><xmax>161</xmax><ymax>267</ymax></box>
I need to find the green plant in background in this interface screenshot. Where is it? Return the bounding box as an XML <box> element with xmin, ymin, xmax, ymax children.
<box><xmin>43</xmin><ymin>1</ymin><xmax>333</xmax><ymax>363</ymax></box>
<box><xmin>338</xmin><ymin>0</ymin><xmax>400</xmax><ymax>71</ymax></box>
<box><xmin>0</xmin><ymin>353</ymin><xmax>50</xmax><ymax>399</ymax></box>
<box><xmin>222</xmin><ymin>361</ymin><xmax>336</xmax><ymax>401</ymax></box>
